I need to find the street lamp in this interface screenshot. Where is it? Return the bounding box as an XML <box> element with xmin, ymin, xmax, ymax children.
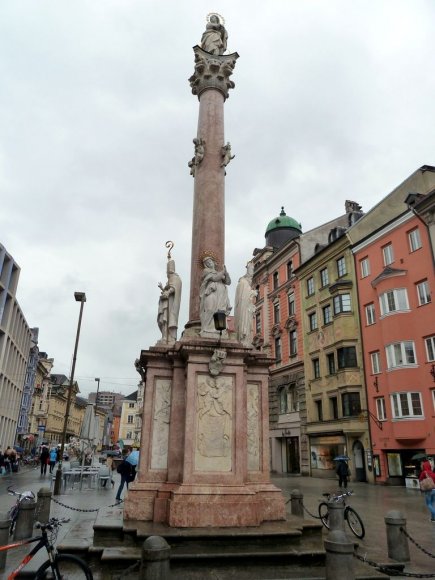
<box><xmin>94</xmin><ymin>377</ymin><xmax>100</xmax><ymax>417</ymax></box>
<box><xmin>53</xmin><ymin>291</ymin><xmax>87</xmax><ymax>496</ymax></box>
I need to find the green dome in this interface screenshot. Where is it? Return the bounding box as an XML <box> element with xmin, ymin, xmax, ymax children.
<box><xmin>266</xmin><ymin>207</ymin><xmax>302</xmax><ymax>234</ymax></box>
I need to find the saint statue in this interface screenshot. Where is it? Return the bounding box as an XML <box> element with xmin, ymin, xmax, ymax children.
<box><xmin>157</xmin><ymin>255</ymin><xmax>182</xmax><ymax>343</ymax></box>
<box><xmin>199</xmin><ymin>255</ymin><xmax>231</xmax><ymax>336</ymax></box>
<box><xmin>201</xmin><ymin>14</ymin><xmax>228</xmax><ymax>55</ymax></box>
<box><xmin>234</xmin><ymin>261</ymin><xmax>257</xmax><ymax>347</ymax></box>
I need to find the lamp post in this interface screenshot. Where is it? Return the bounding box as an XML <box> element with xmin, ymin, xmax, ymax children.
<box><xmin>94</xmin><ymin>377</ymin><xmax>100</xmax><ymax>417</ymax></box>
<box><xmin>53</xmin><ymin>291</ymin><xmax>87</xmax><ymax>496</ymax></box>
<box><xmin>213</xmin><ymin>310</ymin><xmax>227</xmax><ymax>345</ymax></box>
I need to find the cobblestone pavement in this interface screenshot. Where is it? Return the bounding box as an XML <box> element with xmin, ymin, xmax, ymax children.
<box><xmin>1</xmin><ymin>464</ymin><xmax>435</xmax><ymax>577</ymax></box>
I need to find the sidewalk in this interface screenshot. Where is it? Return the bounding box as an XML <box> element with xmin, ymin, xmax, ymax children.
<box><xmin>2</xmin><ymin>466</ymin><xmax>435</xmax><ymax>578</ymax></box>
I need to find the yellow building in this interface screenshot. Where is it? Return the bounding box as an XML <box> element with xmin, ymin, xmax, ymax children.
<box><xmin>295</xmin><ymin>224</ymin><xmax>373</xmax><ymax>483</ymax></box>
<box><xmin>28</xmin><ymin>354</ymin><xmax>54</xmax><ymax>445</ymax></box>
<box><xmin>119</xmin><ymin>390</ymin><xmax>139</xmax><ymax>447</ymax></box>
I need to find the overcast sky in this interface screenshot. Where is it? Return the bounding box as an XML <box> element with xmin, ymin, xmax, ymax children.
<box><xmin>1</xmin><ymin>0</ymin><xmax>434</xmax><ymax>398</ymax></box>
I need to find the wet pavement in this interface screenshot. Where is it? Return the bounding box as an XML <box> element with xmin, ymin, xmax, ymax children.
<box><xmin>1</xmin><ymin>464</ymin><xmax>435</xmax><ymax>578</ymax></box>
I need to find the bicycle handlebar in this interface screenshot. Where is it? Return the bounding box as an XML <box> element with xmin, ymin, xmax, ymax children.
<box><xmin>323</xmin><ymin>490</ymin><xmax>354</xmax><ymax>502</ymax></box>
<box><xmin>7</xmin><ymin>486</ymin><xmax>36</xmax><ymax>500</ymax></box>
<box><xmin>35</xmin><ymin>517</ymin><xmax>70</xmax><ymax>531</ymax></box>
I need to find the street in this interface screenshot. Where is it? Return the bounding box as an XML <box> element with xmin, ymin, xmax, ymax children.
<box><xmin>1</xmin><ymin>464</ymin><xmax>435</xmax><ymax>578</ymax></box>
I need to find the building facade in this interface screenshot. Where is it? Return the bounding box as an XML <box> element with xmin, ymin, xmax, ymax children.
<box><xmin>0</xmin><ymin>244</ymin><xmax>32</xmax><ymax>449</ymax></box>
<box><xmin>349</xmin><ymin>166</ymin><xmax>435</xmax><ymax>485</ymax></box>
<box><xmin>16</xmin><ymin>327</ymin><xmax>39</xmax><ymax>449</ymax></box>
<box><xmin>119</xmin><ymin>391</ymin><xmax>139</xmax><ymax>447</ymax></box>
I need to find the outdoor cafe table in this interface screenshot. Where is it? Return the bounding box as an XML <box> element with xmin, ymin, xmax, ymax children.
<box><xmin>62</xmin><ymin>467</ymin><xmax>99</xmax><ymax>490</ymax></box>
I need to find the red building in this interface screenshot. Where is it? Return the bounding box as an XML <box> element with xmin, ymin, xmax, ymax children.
<box><xmin>350</xmin><ymin>166</ymin><xmax>435</xmax><ymax>485</ymax></box>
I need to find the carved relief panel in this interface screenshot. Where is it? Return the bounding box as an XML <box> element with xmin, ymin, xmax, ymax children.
<box><xmin>247</xmin><ymin>383</ymin><xmax>260</xmax><ymax>471</ymax></box>
<box><xmin>194</xmin><ymin>374</ymin><xmax>233</xmax><ymax>472</ymax></box>
<box><xmin>150</xmin><ymin>379</ymin><xmax>172</xmax><ymax>470</ymax></box>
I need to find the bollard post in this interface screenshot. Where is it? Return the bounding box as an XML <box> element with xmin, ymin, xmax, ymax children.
<box><xmin>140</xmin><ymin>535</ymin><xmax>171</xmax><ymax>580</ymax></box>
<box><xmin>327</xmin><ymin>500</ymin><xmax>346</xmax><ymax>532</ymax></box>
<box><xmin>0</xmin><ymin>512</ymin><xmax>11</xmax><ymax>572</ymax></box>
<box><xmin>290</xmin><ymin>489</ymin><xmax>304</xmax><ymax>517</ymax></box>
<box><xmin>14</xmin><ymin>500</ymin><xmax>36</xmax><ymax>541</ymax></box>
<box><xmin>36</xmin><ymin>488</ymin><xmax>52</xmax><ymax>524</ymax></box>
<box><xmin>324</xmin><ymin>529</ymin><xmax>355</xmax><ymax>580</ymax></box>
<box><xmin>385</xmin><ymin>510</ymin><xmax>410</xmax><ymax>562</ymax></box>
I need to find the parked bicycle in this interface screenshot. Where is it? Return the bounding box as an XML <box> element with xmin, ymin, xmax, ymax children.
<box><xmin>318</xmin><ymin>490</ymin><xmax>365</xmax><ymax>539</ymax></box>
<box><xmin>0</xmin><ymin>517</ymin><xmax>93</xmax><ymax>579</ymax></box>
<box><xmin>7</xmin><ymin>486</ymin><xmax>36</xmax><ymax>536</ymax></box>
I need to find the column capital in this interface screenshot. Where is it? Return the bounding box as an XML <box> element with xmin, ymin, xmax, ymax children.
<box><xmin>189</xmin><ymin>46</ymin><xmax>239</xmax><ymax>100</ymax></box>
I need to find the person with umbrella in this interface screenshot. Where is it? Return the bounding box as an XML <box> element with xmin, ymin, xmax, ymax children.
<box><xmin>115</xmin><ymin>449</ymin><xmax>137</xmax><ymax>502</ymax></box>
<box><xmin>39</xmin><ymin>445</ymin><xmax>49</xmax><ymax>476</ymax></box>
<box><xmin>334</xmin><ymin>455</ymin><xmax>351</xmax><ymax>489</ymax></box>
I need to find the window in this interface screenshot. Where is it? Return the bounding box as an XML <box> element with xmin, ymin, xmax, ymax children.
<box><xmin>274</xmin><ymin>301</ymin><xmax>280</xmax><ymax>324</ymax></box>
<box><xmin>385</xmin><ymin>341</ymin><xmax>416</xmax><ymax>369</ymax></box>
<box><xmin>320</xmin><ymin>268</ymin><xmax>329</xmax><ymax>287</ymax></box>
<box><xmin>425</xmin><ymin>336</ymin><xmax>435</xmax><ymax>361</ymax></box>
<box><xmin>416</xmin><ymin>280</ymin><xmax>431</xmax><ymax>306</ymax></box>
<box><xmin>255</xmin><ymin>285</ymin><xmax>260</xmax><ymax>302</ymax></box>
<box><xmin>323</xmin><ymin>304</ymin><xmax>332</xmax><ymax>324</ymax></box>
<box><xmin>327</xmin><ymin>352</ymin><xmax>336</xmax><ymax>375</ymax></box>
<box><xmin>273</xmin><ymin>271</ymin><xmax>279</xmax><ymax>289</ymax></box>
<box><xmin>337</xmin><ymin>346</ymin><xmax>357</xmax><ymax>368</ymax></box>
<box><xmin>360</xmin><ymin>257</ymin><xmax>370</xmax><ymax>278</ymax></box>
<box><xmin>275</xmin><ymin>337</ymin><xmax>282</xmax><ymax>361</ymax></box>
<box><xmin>342</xmin><ymin>393</ymin><xmax>361</xmax><ymax>417</ymax></box>
<box><xmin>288</xmin><ymin>293</ymin><xmax>295</xmax><ymax>316</ymax></box>
<box><xmin>289</xmin><ymin>330</ymin><xmax>297</xmax><ymax>355</ymax></box>
<box><xmin>128</xmin><ymin>403</ymin><xmax>135</xmax><ymax>408</ymax></box>
<box><xmin>365</xmin><ymin>303</ymin><xmax>376</xmax><ymax>325</ymax></box>
<box><xmin>309</xmin><ymin>311</ymin><xmax>318</xmax><ymax>331</ymax></box>
<box><xmin>330</xmin><ymin>397</ymin><xmax>338</xmax><ymax>419</ymax></box>
<box><xmin>334</xmin><ymin>293</ymin><xmax>351</xmax><ymax>314</ymax></box>
<box><xmin>279</xmin><ymin>384</ymin><xmax>298</xmax><ymax>414</ymax></box>
<box><xmin>255</xmin><ymin>312</ymin><xmax>261</xmax><ymax>334</ymax></box>
<box><xmin>336</xmin><ymin>256</ymin><xmax>347</xmax><ymax>277</ymax></box>
<box><xmin>307</xmin><ymin>277</ymin><xmax>315</xmax><ymax>296</ymax></box>
<box><xmin>382</xmin><ymin>243</ymin><xmax>394</xmax><ymax>266</ymax></box>
<box><xmin>376</xmin><ymin>398</ymin><xmax>387</xmax><ymax>421</ymax></box>
<box><xmin>312</xmin><ymin>358</ymin><xmax>320</xmax><ymax>379</ymax></box>
<box><xmin>127</xmin><ymin>415</ymin><xmax>134</xmax><ymax>424</ymax></box>
<box><xmin>371</xmin><ymin>351</ymin><xmax>381</xmax><ymax>374</ymax></box>
<box><xmin>315</xmin><ymin>399</ymin><xmax>323</xmax><ymax>421</ymax></box>
<box><xmin>379</xmin><ymin>288</ymin><xmax>409</xmax><ymax>315</ymax></box>
<box><xmin>391</xmin><ymin>392</ymin><xmax>423</xmax><ymax>418</ymax></box>
<box><xmin>287</xmin><ymin>261</ymin><xmax>293</xmax><ymax>279</ymax></box>
<box><xmin>408</xmin><ymin>228</ymin><xmax>422</xmax><ymax>252</ymax></box>
<box><xmin>279</xmin><ymin>388</ymin><xmax>287</xmax><ymax>414</ymax></box>
<box><xmin>126</xmin><ymin>431</ymin><xmax>132</xmax><ymax>439</ymax></box>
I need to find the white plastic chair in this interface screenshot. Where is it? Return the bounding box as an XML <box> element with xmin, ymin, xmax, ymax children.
<box><xmin>98</xmin><ymin>466</ymin><xmax>111</xmax><ymax>489</ymax></box>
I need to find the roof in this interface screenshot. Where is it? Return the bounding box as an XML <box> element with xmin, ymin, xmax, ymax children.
<box><xmin>124</xmin><ymin>391</ymin><xmax>138</xmax><ymax>401</ymax></box>
<box><xmin>266</xmin><ymin>207</ymin><xmax>302</xmax><ymax>234</ymax></box>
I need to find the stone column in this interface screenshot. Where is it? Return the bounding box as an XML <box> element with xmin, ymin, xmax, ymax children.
<box><xmin>187</xmin><ymin>46</ymin><xmax>239</xmax><ymax>327</ymax></box>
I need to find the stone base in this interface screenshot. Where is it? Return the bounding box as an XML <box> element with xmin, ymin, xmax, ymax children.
<box><xmin>124</xmin><ymin>482</ymin><xmax>286</xmax><ymax>527</ymax></box>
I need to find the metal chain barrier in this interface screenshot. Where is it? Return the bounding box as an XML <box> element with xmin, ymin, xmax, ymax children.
<box><xmin>116</xmin><ymin>561</ymin><xmax>140</xmax><ymax>578</ymax></box>
<box><xmin>400</xmin><ymin>527</ymin><xmax>435</xmax><ymax>560</ymax></box>
<box><xmin>354</xmin><ymin>549</ymin><xmax>435</xmax><ymax>578</ymax></box>
<box><xmin>285</xmin><ymin>497</ymin><xmax>323</xmax><ymax>520</ymax></box>
<box><xmin>50</xmin><ymin>496</ymin><xmax>123</xmax><ymax>512</ymax></box>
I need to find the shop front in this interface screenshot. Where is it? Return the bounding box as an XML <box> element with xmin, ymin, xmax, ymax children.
<box><xmin>373</xmin><ymin>449</ymin><xmax>429</xmax><ymax>486</ymax></box>
<box><xmin>310</xmin><ymin>434</ymin><xmax>346</xmax><ymax>479</ymax></box>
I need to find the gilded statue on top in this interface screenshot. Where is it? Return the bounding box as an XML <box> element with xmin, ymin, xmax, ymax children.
<box><xmin>201</xmin><ymin>13</ymin><xmax>228</xmax><ymax>55</ymax></box>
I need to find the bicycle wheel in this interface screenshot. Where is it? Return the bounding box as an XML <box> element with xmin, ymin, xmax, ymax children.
<box><xmin>35</xmin><ymin>553</ymin><xmax>93</xmax><ymax>579</ymax></box>
<box><xmin>318</xmin><ymin>502</ymin><xmax>330</xmax><ymax>529</ymax></box>
<box><xmin>345</xmin><ymin>506</ymin><xmax>365</xmax><ymax>539</ymax></box>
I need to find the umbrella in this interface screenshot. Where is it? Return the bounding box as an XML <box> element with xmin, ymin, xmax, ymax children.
<box><xmin>333</xmin><ymin>455</ymin><xmax>350</xmax><ymax>461</ymax></box>
<box><xmin>411</xmin><ymin>453</ymin><xmax>427</xmax><ymax>461</ymax></box>
<box><xmin>126</xmin><ymin>450</ymin><xmax>139</xmax><ymax>466</ymax></box>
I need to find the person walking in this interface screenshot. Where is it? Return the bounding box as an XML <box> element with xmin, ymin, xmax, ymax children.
<box><xmin>49</xmin><ymin>447</ymin><xmax>57</xmax><ymax>474</ymax></box>
<box><xmin>336</xmin><ymin>459</ymin><xmax>350</xmax><ymax>489</ymax></box>
<box><xmin>115</xmin><ymin>452</ymin><xmax>136</xmax><ymax>502</ymax></box>
<box><xmin>40</xmin><ymin>445</ymin><xmax>49</xmax><ymax>476</ymax></box>
<box><xmin>419</xmin><ymin>459</ymin><xmax>435</xmax><ymax>522</ymax></box>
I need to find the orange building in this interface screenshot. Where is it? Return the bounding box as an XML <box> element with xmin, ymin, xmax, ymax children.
<box><xmin>350</xmin><ymin>167</ymin><xmax>435</xmax><ymax>485</ymax></box>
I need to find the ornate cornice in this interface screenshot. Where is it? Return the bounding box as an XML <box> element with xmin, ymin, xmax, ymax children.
<box><xmin>189</xmin><ymin>46</ymin><xmax>239</xmax><ymax>100</ymax></box>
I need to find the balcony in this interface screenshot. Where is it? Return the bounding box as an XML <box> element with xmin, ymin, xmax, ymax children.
<box><xmin>392</xmin><ymin>419</ymin><xmax>427</xmax><ymax>441</ymax></box>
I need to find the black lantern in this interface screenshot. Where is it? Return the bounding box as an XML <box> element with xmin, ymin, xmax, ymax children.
<box><xmin>213</xmin><ymin>310</ymin><xmax>227</xmax><ymax>332</ymax></box>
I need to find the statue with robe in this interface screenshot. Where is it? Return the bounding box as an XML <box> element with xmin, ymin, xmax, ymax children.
<box><xmin>157</xmin><ymin>254</ymin><xmax>182</xmax><ymax>343</ymax></box>
<box><xmin>201</xmin><ymin>14</ymin><xmax>228</xmax><ymax>55</ymax></box>
<box><xmin>199</xmin><ymin>255</ymin><xmax>231</xmax><ymax>336</ymax></box>
<box><xmin>234</xmin><ymin>261</ymin><xmax>257</xmax><ymax>347</ymax></box>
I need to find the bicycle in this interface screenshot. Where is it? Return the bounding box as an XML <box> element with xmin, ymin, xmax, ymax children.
<box><xmin>318</xmin><ymin>490</ymin><xmax>365</xmax><ymax>539</ymax></box>
<box><xmin>7</xmin><ymin>486</ymin><xmax>36</xmax><ymax>536</ymax></box>
<box><xmin>0</xmin><ymin>517</ymin><xmax>93</xmax><ymax>579</ymax></box>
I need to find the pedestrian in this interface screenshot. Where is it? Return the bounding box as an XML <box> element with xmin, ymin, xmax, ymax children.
<box><xmin>49</xmin><ymin>448</ymin><xmax>57</xmax><ymax>474</ymax></box>
<box><xmin>115</xmin><ymin>452</ymin><xmax>136</xmax><ymax>501</ymax></box>
<box><xmin>101</xmin><ymin>455</ymin><xmax>115</xmax><ymax>488</ymax></box>
<box><xmin>40</xmin><ymin>445</ymin><xmax>49</xmax><ymax>476</ymax></box>
<box><xmin>336</xmin><ymin>459</ymin><xmax>350</xmax><ymax>489</ymax></box>
<box><xmin>0</xmin><ymin>447</ymin><xmax>4</xmax><ymax>475</ymax></box>
<box><xmin>419</xmin><ymin>459</ymin><xmax>435</xmax><ymax>522</ymax></box>
<box><xmin>4</xmin><ymin>447</ymin><xmax>12</xmax><ymax>474</ymax></box>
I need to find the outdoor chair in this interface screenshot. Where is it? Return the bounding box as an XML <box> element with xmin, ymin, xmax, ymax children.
<box><xmin>98</xmin><ymin>465</ymin><xmax>111</xmax><ymax>489</ymax></box>
<box><xmin>70</xmin><ymin>460</ymin><xmax>80</xmax><ymax>469</ymax></box>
